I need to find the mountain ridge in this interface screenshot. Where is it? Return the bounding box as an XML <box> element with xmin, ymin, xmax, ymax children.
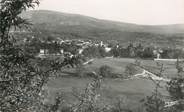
<box><xmin>19</xmin><ymin>10</ymin><xmax>184</xmax><ymax>47</ymax></box>
<box><xmin>22</xmin><ymin>10</ymin><xmax>184</xmax><ymax>34</ymax></box>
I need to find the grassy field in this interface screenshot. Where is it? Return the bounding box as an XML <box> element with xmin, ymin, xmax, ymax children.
<box><xmin>58</xmin><ymin>58</ymin><xmax>178</xmax><ymax>78</ymax></box>
<box><xmin>84</xmin><ymin>58</ymin><xmax>178</xmax><ymax>78</ymax></box>
<box><xmin>85</xmin><ymin>58</ymin><xmax>135</xmax><ymax>74</ymax></box>
<box><xmin>46</xmin><ymin>58</ymin><xmax>178</xmax><ymax>109</ymax></box>
<box><xmin>47</xmin><ymin>77</ymin><xmax>168</xmax><ymax>109</ymax></box>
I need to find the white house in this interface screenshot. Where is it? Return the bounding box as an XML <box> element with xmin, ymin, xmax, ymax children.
<box><xmin>40</xmin><ymin>49</ymin><xmax>45</xmax><ymax>54</ymax></box>
<box><xmin>39</xmin><ymin>49</ymin><xmax>48</xmax><ymax>55</ymax></box>
<box><xmin>153</xmin><ymin>49</ymin><xmax>163</xmax><ymax>59</ymax></box>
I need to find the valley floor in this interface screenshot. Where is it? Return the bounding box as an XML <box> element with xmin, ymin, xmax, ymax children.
<box><xmin>44</xmin><ymin>58</ymin><xmax>178</xmax><ymax>108</ymax></box>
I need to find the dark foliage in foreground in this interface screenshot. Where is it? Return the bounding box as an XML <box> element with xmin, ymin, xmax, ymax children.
<box><xmin>0</xmin><ymin>1</ymin><xmax>80</xmax><ymax>111</ymax></box>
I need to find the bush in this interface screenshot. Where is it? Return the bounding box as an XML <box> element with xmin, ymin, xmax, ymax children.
<box><xmin>124</xmin><ymin>64</ymin><xmax>140</xmax><ymax>78</ymax></box>
<box><xmin>75</xmin><ymin>65</ymin><xmax>86</xmax><ymax>77</ymax></box>
<box><xmin>99</xmin><ymin>65</ymin><xmax>113</xmax><ymax>78</ymax></box>
<box><xmin>110</xmin><ymin>97</ymin><xmax>133</xmax><ymax>112</ymax></box>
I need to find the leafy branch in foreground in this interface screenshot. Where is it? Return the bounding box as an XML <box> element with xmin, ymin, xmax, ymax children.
<box><xmin>0</xmin><ymin>1</ymin><xmax>82</xmax><ymax>111</ymax></box>
<box><xmin>143</xmin><ymin>83</ymin><xmax>165</xmax><ymax>112</ymax></box>
<box><xmin>71</xmin><ymin>74</ymin><xmax>102</xmax><ymax>112</ymax></box>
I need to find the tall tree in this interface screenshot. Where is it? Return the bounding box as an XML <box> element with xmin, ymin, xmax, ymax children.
<box><xmin>0</xmin><ymin>1</ymin><xmax>79</xmax><ymax>111</ymax></box>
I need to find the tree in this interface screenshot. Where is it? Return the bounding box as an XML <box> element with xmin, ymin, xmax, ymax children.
<box><xmin>0</xmin><ymin>1</ymin><xmax>43</xmax><ymax>111</ymax></box>
<box><xmin>99</xmin><ymin>65</ymin><xmax>113</xmax><ymax>78</ymax></box>
<box><xmin>135</xmin><ymin>43</ymin><xmax>144</xmax><ymax>58</ymax></box>
<box><xmin>71</xmin><ymin>74</ymin><xmax>103</xmax><ymax>112</ymax></box>
<box><xmin>143</xmin><ymin>83</ymin><xmax>165</xmax><ymax>112</ymax></box>
<box><xmin>142</xmin><ymin>47</ymin><xmax>154</xmax><ymax>59</ymax></box>
<box><xmin>0</xmin><ymin>1</ymin><xmax>80</xmax><ymax>111</ymax></box>
<box><xmin>75</xmin><ymin>64</ymin><xmax>86</xmax><ymax>77</ymax></box>
<box><xmin>127</xmin><ymin>43</ymin><xmax>135</xmax><ymax>57</ymax></box>
<box><xmin>124</xmin><ymin>63</ymin><xmax>138</xmax><ymax>78</ymax></box>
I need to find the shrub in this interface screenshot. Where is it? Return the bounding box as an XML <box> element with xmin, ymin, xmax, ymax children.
<box><xmin>143</xmin><ymin>84</ymin><xmax>165</xmax><ymax>112</ymax></box>
<box><xmin>124</xmin><ymin>64</ymin><xmax>139</xmax><ymax>78</ymax></box>
<box><xmin>71</xmin><ymin>75</ymin><xmax>102</xmax><ymax>112</ymax></box>
<box><xmin>110</xmin><ymin>96</ymin><xmax>133</xmax><ymax>112</ymax></box>
<box><xmin>75</xmin><ymin>64</ymin><xmax>86</xmax><ymax>77</ymax></box>
<box><xmin>99</xmin><ymin>65</ymin><xmax>113</xmax><ymax>78</ymax></box>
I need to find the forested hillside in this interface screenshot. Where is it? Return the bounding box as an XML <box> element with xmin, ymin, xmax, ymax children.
<box><xmin>18</xmin><ymin>10</ymin><xmax>184</xmax><ymax>47</ymax></box>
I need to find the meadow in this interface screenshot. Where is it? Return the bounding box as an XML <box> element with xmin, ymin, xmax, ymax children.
<box><xmin>46</xmin><ymin>58</ymin><xmax>178</xmax><ymax>109</ymax></box>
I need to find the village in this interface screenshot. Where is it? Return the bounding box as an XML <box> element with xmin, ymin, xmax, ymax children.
<box><xmin>23</xmin><ymin>36</ymin><xmax>184</xmax><ymax>62</ymax></box>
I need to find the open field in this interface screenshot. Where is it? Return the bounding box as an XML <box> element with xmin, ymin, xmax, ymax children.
<box><xmin>46</xmin><ymin>58</ymin><xmax>179</xmax><ymax>109</ymax></box>
<box><xmin>85</xmin><ymin>58</ymin><xmax>135</xmax><ymax>74</ymax></box>
<box><xmin>47</xmin><ymin>77</ymin><xmax>168</xmax><ymax>109</ymax></box>
<box><xmin>45</xmin><ymin>55</ymin><xmax>179</xmax><ymax>78</ymax></box>
<box><xmin>83</xmin><ymin>58</ymin><xmax>178</xmax><ymax>78</ymax></box>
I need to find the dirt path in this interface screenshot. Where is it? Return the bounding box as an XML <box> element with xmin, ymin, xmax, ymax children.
<box><xmin>133</xmin><ymin>69</ymin><xmax>170</xmax><ymax>82</ymax></box>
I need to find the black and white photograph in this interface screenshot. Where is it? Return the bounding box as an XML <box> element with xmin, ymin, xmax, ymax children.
<box><xmin>0</xmin><ymin>0</ymin><xmax>184</xmax><ymax>112</ymax></box>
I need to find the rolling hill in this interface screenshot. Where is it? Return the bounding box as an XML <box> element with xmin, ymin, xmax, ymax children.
<box><xmin>20</xmin><ymin>10</ymin><xmax>184</xmax><ymax>47</ymax></box>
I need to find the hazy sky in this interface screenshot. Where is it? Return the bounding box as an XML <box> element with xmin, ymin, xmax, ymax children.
<box><xmin>37</xmin><ymin>0</ymin><xmax>184</xmax><ymax>25</ymax></box>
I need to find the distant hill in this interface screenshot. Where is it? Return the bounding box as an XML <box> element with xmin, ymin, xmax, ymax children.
<box><xmin>20</xmin><ymin>10</ymin><xmax>184</xmax><ymax>47</ymax></box>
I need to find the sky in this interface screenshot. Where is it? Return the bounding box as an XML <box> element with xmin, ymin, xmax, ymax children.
<box><xmin>37</xmin><ymin>0</ymin><xmax>184</xmax><ymax>25</ymax></box>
